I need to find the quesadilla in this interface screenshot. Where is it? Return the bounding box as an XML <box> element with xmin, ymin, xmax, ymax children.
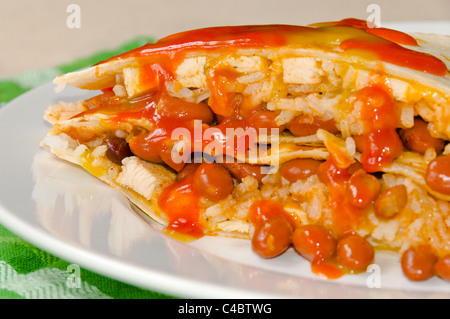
<box><xmin>42</xmin><ymin>18</ymin><xmax>450</xmax><ymax>281</ymax></box>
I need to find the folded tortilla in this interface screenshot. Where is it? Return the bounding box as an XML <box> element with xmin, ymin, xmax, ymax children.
<box><xmin>42</xmin><ymin>19</ymin><xmax>450</xmax><ymax>264</ymax></box>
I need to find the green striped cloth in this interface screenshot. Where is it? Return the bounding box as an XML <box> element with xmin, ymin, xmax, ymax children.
<box><xmin>0</xmin><ymin>38</ymin><xmax>174</xmax><ymax>299</ymax></box>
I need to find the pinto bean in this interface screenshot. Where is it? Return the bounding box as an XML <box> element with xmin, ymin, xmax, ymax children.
<box><xmin>252</xmin><ymin>218</ymin><xmax>293</xmax><ymax>259</ymax></box>
<box><xmin>288</xmin><ymin>115</ymin><xmax>339</xmax><ymax>137</ymax></box>
<box><xmin>435</xmin><ymin>255</ymin><xmax>450</xmax><ymax>281</ymax></box>
<box><xmin>425</xmin><ymin>154</ymin><xmax>450</xmax><ymax>195</ymax></box>
<box><xmin>193</xmin><ymin>163</ymin><xmax>234</xmax><ymax>201</ymax></box>
<box><xmin>280</xmin><ymin>158</ymin><xmax>322</xmax><ymax>183</ymax></box>
<box><xmin>399</xmin><ymin>118</ymin><xmax>445</xmax><ymax>154</ymax></box>
<box><xmin>346</xmin><ymin>169</ymin><xmax>380</xmax><ymax>208</ymax></box>
<box><xmin>292</xmin><ymin>224</ymin><xmax>337</xmax><ymax>262</ymax></box>
<box><xmin>176</xmin><ymin>163</ymin><xmax>201</xmax><ymax>181</ymax></box>
<box><xmin>337</xmin><ymin>233</ymin><xmax>375</xmax><ymax>272</ymax></box>
<box><xmin>401</xmin><ymin>245</ymin><xmax>437</xmax><ymax>281</ymax></box>
<box><xmin>374</xmin><ymin>185</ymin><xmax>408</xmax><ymax>219</ymax></box>
<box><xmin>158</xmin><ymin>93</ymin><xmax>214</xmax><ymax>124</ymax></box>
<box><xmin>248</xmin><ymin>110</ymin><xmax>285</xmax><ymax>132</ymax></box>
<box><xmin>223</xmin><ymin>162</ymin><xmax>267</xmax><ymax>184</ymax></box>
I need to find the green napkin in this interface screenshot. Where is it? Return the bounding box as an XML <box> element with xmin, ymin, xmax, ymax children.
<box><xmin>0</xmin><ymin>38</ymin><xmax>174</xmax><ymax>299</ymax></box>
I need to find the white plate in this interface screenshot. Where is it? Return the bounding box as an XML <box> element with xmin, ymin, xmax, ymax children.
<box><xmin>1</xmin><ymin>29</ymin><xmax>450</xmax><ymax>298</ymax></box>
<box><xmin>383</xmin><ymin>21</ymin><xmax>450</xmax><ymax>35</ymax></box>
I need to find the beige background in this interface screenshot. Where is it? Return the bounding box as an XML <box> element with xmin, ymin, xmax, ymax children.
<box><xmin>0</xmin><ymin>0</ymin><xmax>449</xmax><ymax>77</ymax></box>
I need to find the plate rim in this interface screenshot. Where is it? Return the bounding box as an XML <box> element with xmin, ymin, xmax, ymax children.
<box><xmin>2</xmin><ymin>21</ymin><xmax>450</xmax><ymax>296</ymax></box>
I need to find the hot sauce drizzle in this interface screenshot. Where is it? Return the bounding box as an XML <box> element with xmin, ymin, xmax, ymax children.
<box><xmin>206</xmin><ymin>66</ymin><xmax>240</xmax><ymax>117</ymax></box>
<box><xmin>138</xmin><ymin>61</ymin><xmax>174</xmax><ymax>93</ymax></box>
<box><xmin>319</xmin><ymin>18</ymin><xmax>419</xmax><ymax>46</ymax></box>
<box><xmin>157</xmin><ymin>173</ymin><xmax>204</xmax><ymax>240</ymax></box>
<box><xmin>356</xmin><ymin>83</ymin><xmax>404</xmax><ymax>172</ymax></box>
<box><xmin>317</xmin><ymin>159</ymin><xmax>365</xmax><ymax>236</ymax></box>
<box><xmin>311</xmin><ymin>259</ymin><xmax>345</xmax><ymax>280</ymax></box>
<box><xmin>101</xmin><ymin>18</ymin><xmax>447</xmax><ymax>77</ymax></box>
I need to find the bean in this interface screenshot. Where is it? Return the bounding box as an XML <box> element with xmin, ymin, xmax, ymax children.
<box><xmin>248</xmin><ymin>110</ymin><xmax>285</xmax><ymax>132</ymax></box>
<box><xmin>346</xmin><ymin>169</ymin><xmax>380</xmax><ymax>208</ymax></box>
<box><xmin>128</xmin><ymin>134</ymin><xmax>163</xmax><ymax>164</ymax></box>
<box><xmin>177</xmin><ymin>163</ymin><xmax>200</xmax><ymax>181</ymax></box>
<box><xmin>158</xmin><ymin>93</ymin><xmax>214</xmax><ymax>124</ymax></box>
<box><xmin>374</xmin><ymin>185</ymin><xmax>408</xmax><ymax>219</ymax></box>
<box><xmin>425</xmin><ymin>154</ymin><xmax>450</xmax><ymax>195</ymax></box>
<box><xmin>223</xmin><ymin>162</ymin><xmax>267</xmax><ymax>184</ymax></box>
<box><xmin>337</xmin><ymin>233</ymin><xmax>374</xmax><ymax>272</ymax></box>
<box><xmin>248</xmin><ymin>199</ymin><xmax>297</xmax><ymax>229</ymax></box>
<box><xmin>399</xmin><ymin>118</ymin><xmax>444</xmax><ymax>154</ymax></box>
<box><xmin>280</xmin><ymin>158</ymin><xmax>322</xmax><ymax>183</ymax></box>
<box><xmin>105</xmin><ymin>136</ymin><xmax>132</xmax><ymax>165</ymax></box>
<box><xmin>359</xmin><ymin>130</ymin><xmax>404</xmax><ymax>173</ymax></box>
<box><xmin>317</xmin><ymin>158</ymin><xmax>350</xmax><ymax>186</ymax></box>
<box><xmin>435</xmin><ymin>255</ymin><xmax>450</xmax><ymax>281</ymax></box>
<box><xmin>292</xmin><ymin>225</ymin><xmax>337</xmax><ymax>262</ymax></box>
<box><xmin>288</xmin><ymin>115</ymin><xmax>339</xmax><ymax>137</ymax></box>
<box><xmin>193</xmin><ymin>163</ymin><xmax>234</xmax><ymax>201</ymax></box>
<box><xmin>215</xmin><ymin>113</ymin><xmax>225</xmax><ymax>124</ymax></box>
<box><xmin>251</xmin><ymin>218</ymin><xmax>293</xmax><ymax>258</ymax></box>
<box><xmin>401</xmin><ymin>245</ymin><xmax>437</xmax><ymax>281</ymax></box>
<box><xmin>347</xmin><ymin>161</ymin><xmax>364</xmax><ymax>175</ymax></box>
<box><xmin>352</xmin><ymin>135</ymin><xmax>365</xmax><ymax>153</ymax></box>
